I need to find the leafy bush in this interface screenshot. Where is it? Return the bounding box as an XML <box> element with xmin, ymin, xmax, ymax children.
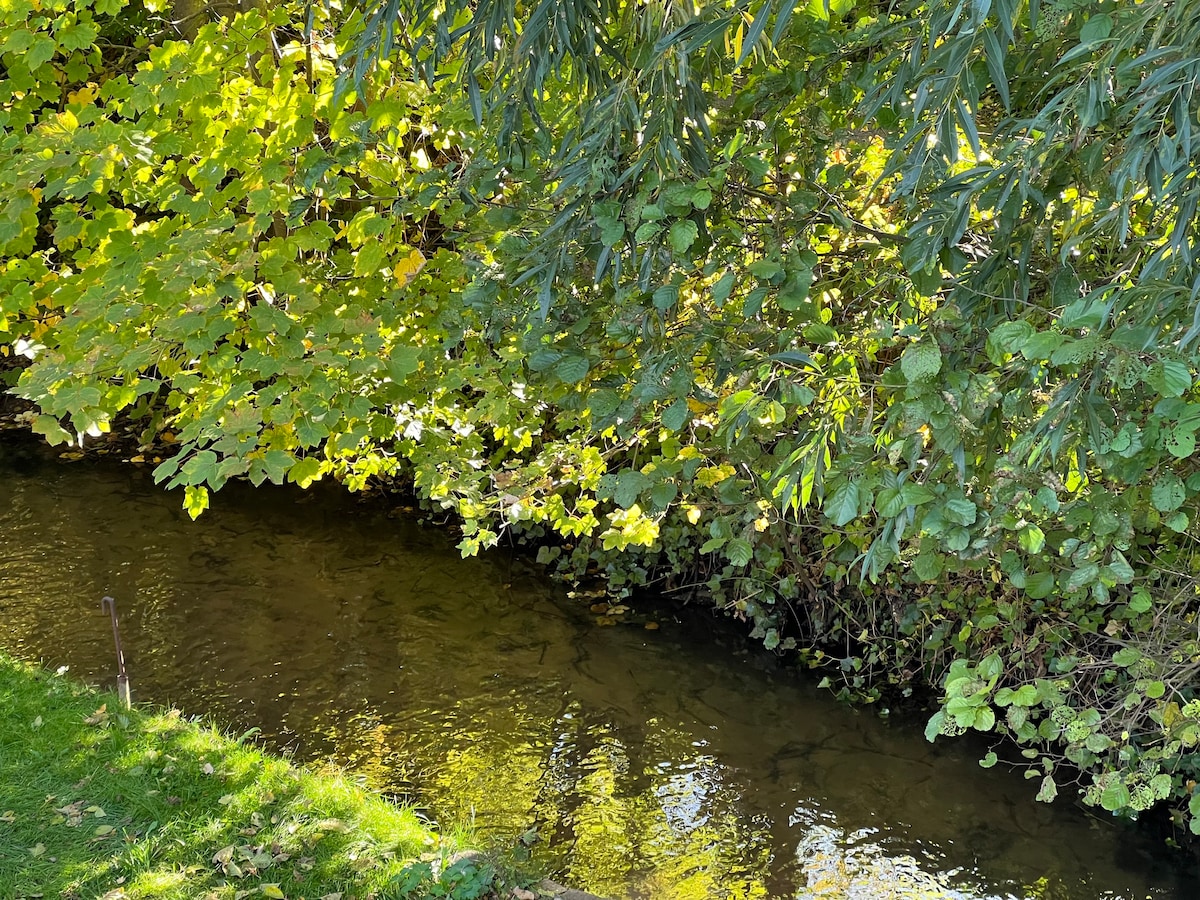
<box><xmin>4</xmin><ymin>0</ymin><xmax>1200</xmax><ymax>836</ymax></box>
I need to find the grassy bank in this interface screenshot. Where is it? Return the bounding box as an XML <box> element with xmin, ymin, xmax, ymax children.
<box><xmin>0</xmin><ymin>653</ymin><xmax>514</xmax><ymax>900</ymax></box>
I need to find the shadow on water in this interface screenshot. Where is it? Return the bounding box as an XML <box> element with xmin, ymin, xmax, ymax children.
<box><xmin>0</xmin><ymin>437</ymin><xmax>1195</xmax><ymax>899</ymax></box>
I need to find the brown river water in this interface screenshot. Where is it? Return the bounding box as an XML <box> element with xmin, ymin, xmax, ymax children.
<box><xmin>0</xmin><ymin>437</ymin><xmax>1194</xmax><ymax>899</ymax></box>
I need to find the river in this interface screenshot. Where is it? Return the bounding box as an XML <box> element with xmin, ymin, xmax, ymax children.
<box><xmin>0</xmin><ymin>437</ymin><xmax>1192</xmax><ymax>899</ymax></box>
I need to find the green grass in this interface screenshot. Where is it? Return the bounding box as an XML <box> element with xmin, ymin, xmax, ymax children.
<box><xmin>0</xmin><ymin>652</ymin><xmax>509</xmax><ymax>900</ymax></box>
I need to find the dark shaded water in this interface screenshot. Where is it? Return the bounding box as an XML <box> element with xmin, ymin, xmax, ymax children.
<box><xmin>0</xmin><ymin>439</ymin><xmax>1193</xmax><ymax>899</ymax></box>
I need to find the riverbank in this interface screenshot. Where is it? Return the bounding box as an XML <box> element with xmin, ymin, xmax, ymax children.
<box><xmin>0</xmin><ymin>652</ymin><xmax>535</xmax><ymax>900</ymax></box>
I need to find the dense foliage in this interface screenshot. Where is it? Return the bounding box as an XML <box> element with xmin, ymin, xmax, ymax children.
<box><xmin>4</xmin><ymin>0</ymin><xmax>1200</xmax><ymax>835</ymax></box>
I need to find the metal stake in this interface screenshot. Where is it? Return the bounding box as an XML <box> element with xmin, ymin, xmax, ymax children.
<box><xmin>100</xmin><ymin>596</ymin><xmax>131</xmax><ymax>709</ymax></box>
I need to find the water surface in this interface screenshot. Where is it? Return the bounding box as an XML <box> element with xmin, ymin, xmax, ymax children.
<box><xmin>0</xmin><ymin>438</ymin><xmax>1192</xmax><ymax>899</ymax></box>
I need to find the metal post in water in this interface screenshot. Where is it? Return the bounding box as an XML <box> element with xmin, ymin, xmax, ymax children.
<box><xmin>100</xmin><ymin>596</ymin><xmax>131</xmax><ymax>709</ymax></box>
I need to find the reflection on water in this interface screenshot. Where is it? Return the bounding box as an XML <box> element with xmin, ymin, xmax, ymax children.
<box><xmin>0</xmin><ymin>439</ymin><xmax>1192</xmax><ymax>899</ymax></box>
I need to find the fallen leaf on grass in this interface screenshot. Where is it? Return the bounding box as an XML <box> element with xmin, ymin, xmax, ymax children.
<box><xmin>313</xmin><ymin>818</ymin><xmax>350</xmax><ymax>832</ymax></box>
<box><xmin>94</xmin><ymin>824</ymin><xmax>116</xmax><ymax>836</ymax></box>
<box><xmin>55</xmin><ymin>801</ymin><xmax>86</xmax><ymax>826</ymax></box>
<box><xmin>0</xmin><ymin>810</ymin><xmax>15</xmax><ymax>823</ymax></box>
<box><xmin>86</xmin><ymin>806</ymin><xmax>106</xmax><ymax>817</ymax></box>
<box><xmin>29</xmin><ymin>843</ymin><xmax>46</xmax><ymax>857</ymax></box>
<box><xmin>202</xmin><ymin>762</ymin><xmax>215</xmax><ymax>775</ymax></box>
<box><xmin>31</xmin><ymin>715</ymin><xmax>42</xmax><ymax>729</ymax></box>
<box><xmin>83</xmin><ymin>705</ymin><xmax>108</xmax><ymax>725</ymax></box>
<box><xmin>260</xmin><ymin>885</ymin><xmax>286</xmax><ymax>899</ymax></box>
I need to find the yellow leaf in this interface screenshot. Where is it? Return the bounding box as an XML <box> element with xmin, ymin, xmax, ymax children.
<box><xmin>1163</xmin><ymin>701</ymin><xmax>1182</xmax><ymax>729</ymax></box>
<box><xmin>260</xmin><ymin>884</ymin><xmax>286</xmax><ymax>899</ymax></box>
<box><xmin>394</xmin><ymin>249</ymin><xmax>427</xmax><ymax>286</ymax></box>
<box><xmin>67</xmin><ymin>85</ymin><xmax>98</xmax><ymax>106</ymax></box>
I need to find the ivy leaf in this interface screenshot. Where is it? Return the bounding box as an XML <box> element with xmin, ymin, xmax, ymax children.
<box><xmin>900</xmin><ymin>340</ymin><xmax>942</xmax><ymax>382</ymax></box>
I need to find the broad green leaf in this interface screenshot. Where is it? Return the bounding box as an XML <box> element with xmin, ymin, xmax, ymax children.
<box><xmin>1099</xmin><ymin>780</ymin><xmax>1130</xmax><ymax>812</ymax></box>
<box><xmin>555</xmin><ymin>354</ymin><xmax>590</xmax><ymax>384</ymax></box>
<box><xmin>726</xmin><ymin>538</ymin><xmax>754</xmax><ymax>567</ymax></box>
<box><xmin>823</xmin><ymin>481</ymin><xmax>859</xmax><ymax>526</ymax></box>
<box><xmin>1079</xmin><ymin>13</ymin><xmax>1113</xmax><ymax>44</ymax></box>
<box><xmin>652</xmin><ymin>284</ymin><xmax>679</xmax><ymax>311</ymax></box>
<box><xmin>944</xmin><ymin>498</ymin><xmax>977</xmax><ymax>526</ymax></box>
<box><xmin>1036</xmin><ymin>774</ymin><xmax>1058</xmax><ymax>803</ymax></box>
<box><xmin>712</xmin><ymin>271</ymin><xmax>735</xmax><ymax>305</ymax></box>
<box><xmin>662</xmin><ymin>398</ymin><xmax>690</xmax><ymax>431</ymax></box>
<box><xmin>288</xmin><ymin>456</ymin><xmax>323</xmax><ymax>488</ymax></box>
<box><xmin>1112</xmin><ymin>647</ymin><xmax>1141</xmax><ymax>667</ymax></box>
<box><xmin>388</xmin><ymin>345</ymin><xmax>422</xmax><ymax>382</ymax></box>
<box><xmin>900</xmin><ymin>340</ymin><xmax>942</xmax><ymax>382</ymax></box>
<box><xmin>1018</xmin><ymin>524</ymin><xmax>1045</xmax><ymax>554</ymax></box>
<box><xmin>668</xmin><ymin>220</ymin><xmax>698</xmax><ymax>253</ymax></box>
<box><xmin>1150</xmin><ymin>472</ymin><xmax>1185</xmax><ymax>512</ymax></box>
<box><xmin>614</xmin><ymin>469</ymin><xmax>650</xmax><ymax>509</ymax></box>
